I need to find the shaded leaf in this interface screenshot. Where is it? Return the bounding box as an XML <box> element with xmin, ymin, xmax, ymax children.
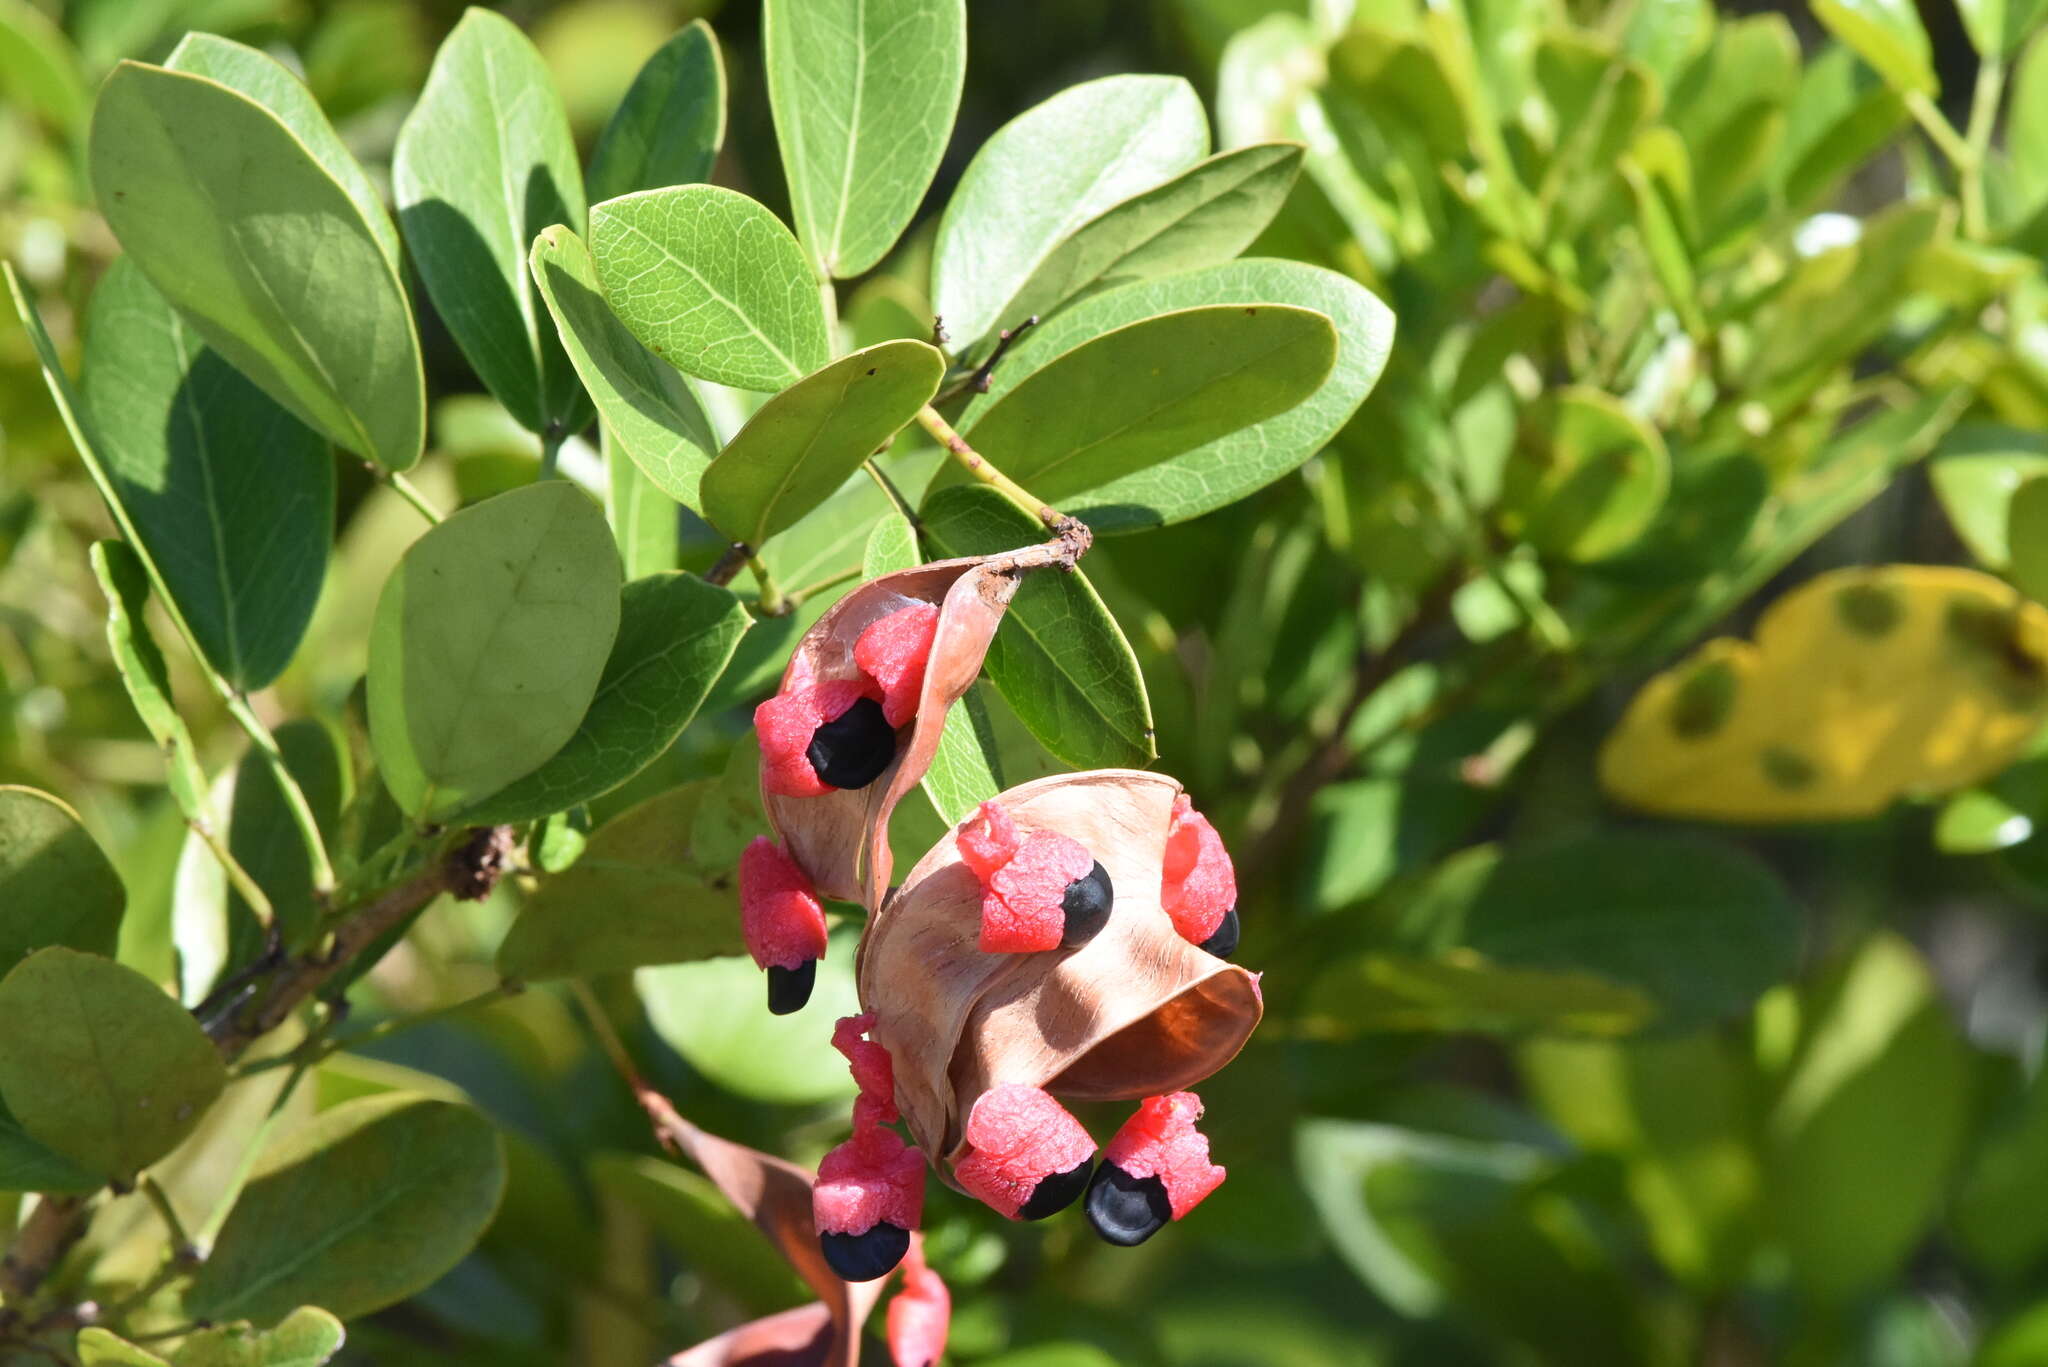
<box><xmin>0</xmin><ymin>947</ymin><xmax>224</xmax><ymax>1181</ymax></box>
<box><xmin>0</xmin><ymin>786</ymin><xmax>124</xmax><ymax>974</ymax></box>
<box><xmin>90</xmin><ymin>541</ymin><xmax>212</xmax><ymax>825</ymax></box>
<box><xmin>606</xmin><ymin>426</ymin><xmax>681</xmax><ymax>577</ymax></box>
<box><xmin>171</xmin><ymin>1307</ymin><xmax>347</xmax><ymax>1367</ymax></box>
<box><xmin>1500</xmin><ymin>388</ymin><xmax>1669</xmax><ymax>562</ymax></box>
<box><xmin>1301</xmin><ymin>950</ymin><xmax>1655</xmax><ymax>1038</ymax></box>
<box><xmin>0</xmin><ymin>1087</ymin><xmax>101</xmax><ymax>1194</ymax></box>
<box><xmin>590</xmin><ymin>184</ymin><xmax>829</xmax><ymax>392</ymax></box>
<box><xmin>588</xmin><ymin>1153</ymin><xmax>806</xmax><ymax>1316</ymax></box>
<box><xmin>0</xmin><ymin>0</ymin><xmax>87</xmax><ymax>132</ymax></box>
<box><xmin>2010</xmin><ymin>474</ymin><xmax>2048</xmax><ymax>602</ymax></box>
<box><xmin>367</xmin><ymin>482</ymin><xmax>622</xmax><ymax>821</ymax></box>
<box><xmin>703</xmin><ymin>340</ymin><xmax>944</xmax><ymax>546</ymax></box>
<box><xmin>1928</xmin><ymin>423</ymin><xmax>2048</xmax><ymax>569</ymax></box>
<box><xmin>765</xmin><ymin>0</ymin><xmax>964</xmax><ymax>278</ymax></box>
<box><xmin>589</xmin><ymin>19</ymin><xmax>725</xmax><ymax>202</ymax></box>
<box><xmin>88</xmin><ymin>61</ymin><xmax>424</xmax><ymax>470</ymax></box>
<box><xmin>188</xmin><ymin>1094</ymin><xmax>506</xmax><ymax>1323</ymax></box>
<box><xmin>459</xmin><ymin>573</ymin><xmax>750</xmax><ymax>825</ymax></box>
<box><xmin>395</xmin><ymin>9</ymin><xmax>587</xmax><ymax>434</ymax></box>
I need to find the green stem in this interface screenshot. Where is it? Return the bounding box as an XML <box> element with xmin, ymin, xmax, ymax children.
<box><xmin>385</xmin><ymin>470</ymin><xmax>445</xmax><ymax>524</ymax></box>
<box><xmin>223</xmin><ymin>694</ymin><xmax>336</xmax><ymax>899</ymax></box>
<box><xmin>198</xmin><ymin>1055</ymin><xmax>311</xmax><ymax>1247</ymax></box>
<box><xmin>539</xmin><ymin>424</ymin><xmax>566</xmax><ymax>481</ymax></box>
<box><xmin>1906</xmin><ymin>91</ymin><xmax>1975</xmax><ymax>170</ymax></box>
<box><xmin>187</xmin><ymin>820</ymin><xmax>274</xmax><ymax>928</ymax></box>
<box><xmin>862</xmin><ymin>458</ymin><xmax>920</xmax><ymax>528</ymax></box>
<box><xmin>913</xmin><ymin>405</ymin><xmax>1060</xmax><ymax>528</ymax></box>
<box><xmin>785</xmin><ymin>565</ymin><xmax>861</xmax><ymax>607</ymax></box>
<box><xmin>228</xmin><ymin>981</ymin><xmax>521</xmax><ymax>1082</ymax></box>
<box><xmin>139</xmin><ymin>1176</ymin><xmax>196</xmax><ymax>1260</ymax></box>
<box><xmin>1962</xmin><ymin>54</ymin><xmax>2006</xmax><ymax>241</ymax></box>
<box><xmin>748</xmin><ymin>556</ymin><xmax>788</xmax><ymax>616</ymax></box>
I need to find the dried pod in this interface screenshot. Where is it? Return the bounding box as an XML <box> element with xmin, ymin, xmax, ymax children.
<box><xmin>855</xmin><ymin>770</ymin><xmax>1263</xmax><ymax>1166</ymax></box>
<box><xmin>761</xmin><ymin>546</ymin><xmax>1066</xmax><ymax>907</ymax></box>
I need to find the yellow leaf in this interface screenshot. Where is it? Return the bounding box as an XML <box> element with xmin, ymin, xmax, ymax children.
<box><xmin>1600</xmin><ymin>566</ymin><xmax>2048</xmax><ymax>820</ymax></box>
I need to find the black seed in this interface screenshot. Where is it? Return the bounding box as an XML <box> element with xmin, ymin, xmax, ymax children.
<box><xmin>766</xmin><ymin>959</ymin><xmax>815</xmax><ymax>1015</ymax></box>
<box><xmin>1197</xmin><ymin>907</ymin><xmax>1240</xmax><ymax>958</ymax></box>
<box><xmin>1084</xmin><ymin>1162</ymin><xmax>1171</xmax><ymax>1246</ymax></box>
<box><xmin>1060</xmin><ymin>861</ymin><xmax>1113</xmax><ymax>947</ymax></box>
<box><xmin>807</xmin><ymin>696</ymin><xmax>896</xmax><ymax>789</ymax></box>
<box><xmin>1017</xmin><ymin>1154</ymin><xmax>1094</xmax><ymax>1221</ymax></box>
<box><xmin>819</xmin><ymin>1221</ymin><xmax>910</xmax><ymax>1281</ymax></box>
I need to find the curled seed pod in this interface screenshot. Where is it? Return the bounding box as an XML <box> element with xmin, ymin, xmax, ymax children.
<box><xmin>856</xmin><ymin>771</ymin><xmax>1263</xmax><ymax>1168</ymax></box>
<box><xmin>760</xmin><ymin>548</ymin><xmax>1060</xmax><ymax>907</ymax></box>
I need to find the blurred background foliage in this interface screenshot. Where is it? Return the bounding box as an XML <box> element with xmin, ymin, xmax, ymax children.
<box><xmin>11</xmin><ymin>0</ymin><xmax>2048</xmax><ymax>1364</ymax></box>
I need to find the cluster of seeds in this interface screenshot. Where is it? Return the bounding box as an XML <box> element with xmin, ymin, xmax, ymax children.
<box><xmin>736</xmin><ymin>552</ymin><xmax>1253</xmax><ymax>1318</ymax></box>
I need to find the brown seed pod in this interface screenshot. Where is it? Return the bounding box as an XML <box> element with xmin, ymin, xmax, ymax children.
<box><xmin>761</xmin><ymin>542</ymin><xmax>1069</xmax><ymax>908</ymax></box>
<box><xmin>854</xmin><ymin>770</ymin><xmax>1263</xmax><ymax>1167</ymax></box>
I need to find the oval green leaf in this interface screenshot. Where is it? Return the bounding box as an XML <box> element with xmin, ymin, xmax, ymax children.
<box><xmin>932</xmin><ymin>74</ymin><xmax>1211</xmax><ymax>351</ymax></box>
<box><xmin>172</xmin><ymin>1306</ymin><xmax>346</xmax><ymax>1367</ymax></box>
<box><xmin>458</xmin><ymin>573</ymin><xmax>750</xmax><ymax>825</ymax></box>
<box><xmin>590</xmin><ymin>184</ymin><xmax>829</xmax><ymax>392</ymax></box>
<box><xmin>188</xmin><ymin>1093</ymin><xmax>506</xmax><ymax>1323</ymax></box>
<box><xmin>589</xmin><ymin>19</ymin><xmax>726</xmax><ymax>202</ymax></box>
<box><xmin>1499</xmin><ymin>388</ymin><xmax>1670</xmax><ymax>562</ymax></box>
<box><xmin>952</xmin><ymin>258</ymin><xmax>1394</xmax><ymax>531</ymax></box>
<box><xmin>1929</xmin><ymin>424</ymin><xmax>2048</xmax><ymax>569</ymax></box>
<box><xmin>948</xmin><ymin>304</ymin><xmax>1337</xmax><ymax>505</ymax></box>
<box><xmin>765</xmin><ymin>0</ymin><xmax>965</xmax><ymax>278</ymax></box>
<box><xmin>985</xmin><ymin>142</ymin><xmax>1304</xmax><ymax>347</ymax></box>
<box><xmin>918</xmin><ymin>484</ymin><xmax>1154</xmax><ymax>768</ymax></box>
<box><xmin>366</xmin><ymin>481</ymin><xmax>622</xmax><ymax>821</ymax></box>
<box><xmin>81</xmin><ymin>259</ymin><xmax>333</xmax><ymax>692</ymax></box>
<box><xmin>531</xmin><ymin>225</ymin><xmax>719</xmax><ymax>510</ymax></box>
<box><xmin>395</xmin><ymin>9</ymin><xmax>588</xmax><ymax>435</ymax></box>
<box><xmin>607</xmin><ymin>427</ymin><xmax>681</xmax><ymax>577</ymax></box>
<box><xmin>0</xmin><ymin>786</ymin><xmax>124</xmax><ymax>974</ymax></box>
<box><xmin>88</xmin><ymin>61</ymin><xmax>425</xmax><ymax>471</ymax></box>
<box><xmin>498</xmin><ymin>781</ymin><xmax>746</xmax><ymax>981</ymax></box>
<box><xmin>703</xmin><ymin>339</ymin><xmax>944</xmax><ymax>547</ymax></box>
<box><xmin>1812</xmin><ymin>0</ymin><xmax>1936</xmax><ymax>94</ymax></box>
<box><xmin>164</xmin><ymin>32</ymin><xmax>399</xmax><ymax>269</ymax></box>
<box><xmin>0</xmin><ymin>947</ymin><xmax>225</xmax><ymax>1181</ymax></box>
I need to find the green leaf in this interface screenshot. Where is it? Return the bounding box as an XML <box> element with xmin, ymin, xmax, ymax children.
<box><xmin>1774</xmin><ymin>43</ymin><xmax>1906</xmax><ymax>211</ymax></box>
<box><xmin>638</xmin><ymin>925</ymin><xmax>863</xmax><ymax>1104</ymax></box>
<box><xmin>171</xmin><ymin>1307</ymin><xmax>347</xmax><ymax>1367</ymax></box>
<box><xmin>765</xmin><ymin>0</ymin><xmax>965</xmax><ymax>278</ymax></box>
<box><xmin>1621</xmin><ymin>158</ymin><xmax>1705</xmax><ymax>337</ymax></box>
<box><xmin>1301</xmin><ymin>950</ymin><xmax>1656</xmax><ymax>1037</ymax></box>
<box><xmin>394</xmin><ymin>9</ymin><xmax>587</xmax><ymax>435</ymax></box>
<box><xmin>703</xmin><ymin>340</ymin><xmax>944</xmax><ymax>546</ymax></box>
<box><xmin>0</xmin><ymin>947</ymin><xmax>225</xmax><ymax>1181</ymax></box>
<box><xmin>458</xmin><ymin>573</ymin><xmax>749</xmax><ymax>825</ymax></box>
<box><xmin>588</xmin><ymin>19</ymin><xmax>725</xmax><ymax>203</ymax></box>
<box><xmin>1956</xmin><ymin>1062</ymin><xmax>2048</xmax><ymax>1275</ymax></box>
<box><xmin>1812</xmin><ymin>0</ymin><xmax>1936</xmax><ymax>95</ymax></box>
<box><xmin>189</xmin><ymin>1094</ymin><xmax>505</xmax><ymax>1323</ymax></box>
<box><xmin>1500</xmin><ymin>388</ymin><xmax>1670</xmax><ymax>562</ymax></box>
<box><xmin>932</xmin><ymin>74</ymin><xmax>1211</xmax><ymax>352</ymax></box>
<box><xmin>80</xmin><ymin>259</ymin><xmax>333</xmax><ymax>692</ymax></box>
<box><xmin>1767</xmin><ymin>934</ymin><xmax>1973</xmax><ymax>1301</ymax></box>
<box><xmin>90</xmin><ymin>541</ymin><xmax>213</xmax><ymax>825</ymax></box>
<box><xmin>918</xmin><ymin>485</ymin><xmax>1154</xmax><ymax>768</ymax></box>
<box><xmin>1445</xmin><ymin>835</ymin><xmax>1801</xmax><ymax>1032</ymax></box>
<box><xmin>983</xmin><ymin>143</ymin><xmax>1303</xmax><ymax>343</ymax></box>
<box><xmin>862</xmin><ymin>508</ymin><xmax>919</xmax><ymax>579</ymax></box>
<box><xmin>944</xmin><ymin>304</ymin><xmax>1336</xmax><ymax>506</ymax></box>
<box><xmin>920</xmin><ymin>684</ymin><xmax>1006</xmax><ymax>825</ymax></box>
<box><xmin>77</xmin><ymin>1332</ymin><xmax>171</xmax><ymax>1367</ymax></box>
<box><xmin>164</xmin><ymin>33</ymin><xmax>399</xmax><ymax>270</ymax></box>
<box><xmin>590</xmin><ymin>184</ymin><xmax>830</xmax><ymax>392</ymax></box>
<box><xmin>531</xmin><ymin>225</ymin><xmax>719</xmax><ymax>511</ymax></box>
<box><xmin>1958</xmin><ymin>0</ymin><xmax>2048</xmax><ymax>55</ymax></box>
<box><xmin>1929</xmin><ymin>424</ymin><xmax>2048</xmax><ymax>569</ymax></box>
<box><xmin>2010</xmin><ymin>475</ymin><xmax>2048</xmax><ymax>601</ymax></box>
<box><xmin>605</xmin><ymin>426</ymin><xmax>680</xmax><ymax>578</ymax></box>
<box><xmin>587</xmin><ymin>1154</ymin><xmax>805</xmax><ymax>1315</ymax></box>
<box><xmin>0</xmin><ymin>0</ymin><xmax>88</xmax><ymax>133</ymax></box>
<box><xmin>366</xmin><ymin>482</ymin><xmax>622</xmax><ymax>821</ymax></box>
<box><xmin>498</xmin><ymin>781</ymin><xmax>745</xmax><ymax>980</ymax></box>
<box><xmin>0</xmin><ymin>1087</ymin><xmax>101</xmax><ymax>1194</ymax></box>
<box><xmin>0</xmin><ymin>786</ymin><xmax>124</xmax><ymax>974</ymax></box>
<box><xmin>88</xmin><ymin>61</ymin><xmax>425</xmax><ymax>471</ymax></box>
<box><xmin>950</xmin><ymin>259</ymin><xmax>1393</xmax><ymax>531</ymax></box>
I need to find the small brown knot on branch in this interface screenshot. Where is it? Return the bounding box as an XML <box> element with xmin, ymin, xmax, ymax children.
<box><xmin>705</xmin><ymin>541</ymin><xmax>750</xmax><ymax>588</ymax></box>
<box><xmin>1046</xmin><ymin>514</ymin><xmax>1092</xmax><ymax>569</ymax></box>
<box><xmin>971</xmin><ymin>315</ymin><xmax>1039</xmax><ymax>393</ymax></box>
<box><xmin>448</xmin><ymin>825</ymin><xmax>517</xmax><ymax>902</ymax></box>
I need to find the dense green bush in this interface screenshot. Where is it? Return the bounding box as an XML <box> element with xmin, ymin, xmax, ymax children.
<box><xmin>7</xmin><ymin>0</ymin><xmax>2048</xmax><ymax>1363</ymax></box>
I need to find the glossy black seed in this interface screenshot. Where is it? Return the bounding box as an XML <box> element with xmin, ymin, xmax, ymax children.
<box><xmin>819</xmin><ymin>1221</ymin><xmax>911</xmax><ymax>1281</ymax></box>
<box><xmin>807</xmin><ymin>696</ymin><xmax>896</xmax><ymax>789</ymax></box>
<box><xmin>1197</xmin><ymin>907</ymin><xmax>1240</xmax><ymax>958</ymax></box>
<box><xmin>1059</xmin><ymin>860</ymin><xmax>1114</xmax><ymax>947</ymax></box>
<box><xmin>1017</xmin><ymin>1154</ymin><xmax>1094</xmax><ymax>1221</ymax></box>
<box><xmin>1084</xmin><ymin>1161</ymin><xmax>1171</xmax><ymax>1246</ymax></box>
<box><xmin>766</xmin><ymin>959</ymin><xmax>816</xmax><ymax>1016</ymax></box>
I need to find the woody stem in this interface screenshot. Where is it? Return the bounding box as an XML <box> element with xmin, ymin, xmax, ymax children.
<box><xmin>913</xmin><ymin>405</ymin><xmax>1091</xmax><ymax>566</ymax></box>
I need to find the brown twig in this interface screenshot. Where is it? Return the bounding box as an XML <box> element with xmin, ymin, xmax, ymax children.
<box><xmin>0</xmin><ymin>1196</ymin><xmax>88</xmax><ymax>1321</ymax></box>
<box><xmin>704</xmin><ymin>543</ymin><xmax>750</xmax><ymax>588</ymax></box>
<box><xmin>971</xmin><ymin>315</ymin><xmax>1038</xmax><ymax>393</ymax></box>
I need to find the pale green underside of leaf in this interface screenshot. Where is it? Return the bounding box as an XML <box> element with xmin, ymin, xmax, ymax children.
<box><xmin>766</xmin><ymin>0</ymin><xmax>965</xmax><ymax>278</ymax></box>
<box><xmin>366</xmin><ymin>482</ymin><xmax>622</xmax><ymax>821</ymax></box>
<box><xmin>532</xmin><ymin>225</ymin><xmax>719</xmax><ymax>510</ymax></box>
<box><xmin>89</xmin><ymin>540</ymin><xmax>213</xmax><ymax>823</ymax></box>
<box><xmin>82</xmin><ymin>258</ymin><xmax>333</xmax><ymax>691</ymax></box>
<box><xmin>394</xmin><ymin>8</ymin><xmax>588</xmax><ymax>434</ymax></box>
<box><xmin>918</xmin><ymin>484</ymin><xmax>1155</xmax><ymax>768</ymax></box>
<box><xmin>591</xmin><ymin>184</ymin><xmax>829</xmax><ymax>392</ymax></box>
<box><xmin>88</xmin><ymin>61</ymin><xmax>425</xmax><ymax>470</ymax></box>
<box><xmin>953</xmin><ymin>258</ymin><xmax>1395</xmax><ymax>530</ymax></box>
<box><xmin>932</xmin><ymin>73</ymin><xmax>1212</xmax><ymax>350</ymax></box>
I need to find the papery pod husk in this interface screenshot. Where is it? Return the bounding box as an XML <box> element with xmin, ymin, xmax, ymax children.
<box><xmin>855</xmin><ymin>770</ymin><xmax>1263</xmax><ymax>1168</ymax></box>
<box><xmin>654</xmin><ymin>1105</ymin><xmax>885</xmax><ymax>1367</ymax></box>
<box><xmin>762</xmin><ymin>546</ymin><xmax>1059</xmax><ymax>907</ymax></box>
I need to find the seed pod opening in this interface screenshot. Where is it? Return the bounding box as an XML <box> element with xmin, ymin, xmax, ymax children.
<box><xmin>856</xmin><ymin>770</ymin><xmax>1263</xmax><ymax>1167</ymax></box>
<box><xmin>760</xmin><ymin>551</ymin><xmax>1044</xmax><ymax>907</ymax></box>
